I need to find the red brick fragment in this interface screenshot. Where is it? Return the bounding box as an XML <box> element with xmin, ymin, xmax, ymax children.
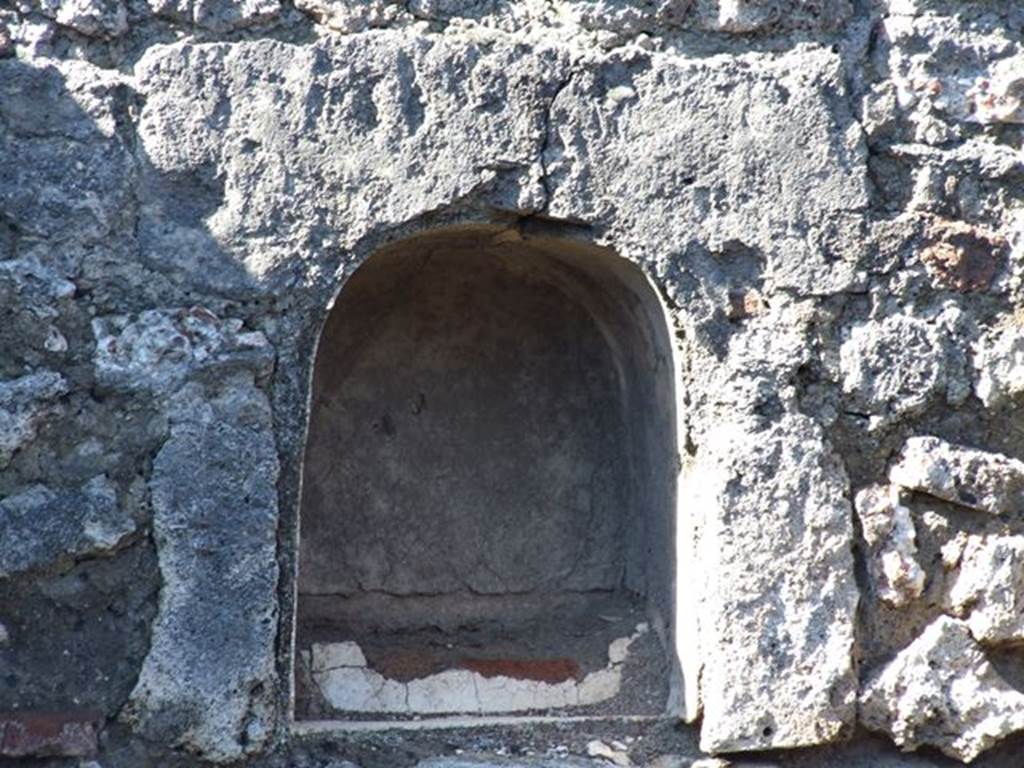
<box><xmin>0</xmin><ymin>711</ymin><xmax>101</xmax><ymax>758</ymax></box>
<box><xmin>460</xmin><ymin>657</ymin><xmax>581</xmax><ymax>683</ymax></box>
<box><xmin>920</xmin><ymin>217</ymin><xmax>1007</xmax><ymax>292</ymax></box>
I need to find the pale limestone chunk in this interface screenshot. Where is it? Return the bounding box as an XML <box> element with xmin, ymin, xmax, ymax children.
<box><xmin>861</xmin><ymin>616</ymin><xmax>1024</xmax><ymax>763</ymax></box>
<box><xmin>947</xmin><ymin>535</ymin><xmax>1024</xmax><ymax>646</ymax></box>
<box><xmin>855</xmin><ymin>484</ymin><xmax>925</xmax><ymax>607</ymax></box>
<box><xmin>974</xmin><ymin>323</ymin><xmax>1024</xmax><ymax>407</ymax></box>
<box><xmin>890</xmin><ymin>436</ymin><xmax>1024</xmax><ymax>515</ymax></box>
<box><xmin>0</xmin><ymin>371</ymin><xmax>68</xmax><ymax>469</ymax></box>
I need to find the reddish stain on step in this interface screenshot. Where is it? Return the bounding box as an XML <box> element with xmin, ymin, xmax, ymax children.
<box><xmin>373</xmin><ymin>650</ymin><xmax>448</xmax><ymax>682</ymax></box>
<box><xmin>0</xmin><ymin>711</ymin><xmax>101</xmax><ymax>758</ymax></box>
<box><xmin>459</xmin><ymin>657</ymin><xmax>581</xmax><ymax>683</ymax></box>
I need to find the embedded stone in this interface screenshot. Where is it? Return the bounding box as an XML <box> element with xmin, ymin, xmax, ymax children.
<box><xmin>974</xmin><ymin>323</ymin><xmax>1024</xmax><ymax>407</ymax></box>
<box><xmin>870</xmin><ymin>13</ymin><xmax>1024</xmax><ymax>146</ymax></box>
<box><xmin>965</xmin><ymin>58</ymin><xmax>1024</xmax><ymax>125</ymax></box>
<box><xmin>38</xmin><ymin>0</ymin><xmax>127</xmax><ymax>37</ymax></box>
<box><xmin>860</xmin><ymin>616</ymin><xmax>1024</xmax><ymax>763</ymax></box>
<box><xmin>146</xmin><ymin>0</ymin><xmax>280</xmax><ymax>31</ymax></box>
<box><xmin>0</xmin><ymin>476</ymin><xmax>134</xmax><ymax>579</ymax></box>
<box><xmin>854</xmin><ymin>484</ymin><xmax>925</xmax><ymax>607</ymax></box>
<box><xmin>889</xmin><ymin>436</ymin><xmax>1024</xmax><ymax>515</ymax></box>
<box><xmin>293</xmin><ymin>0</ymin><xmax>400</xmax><ymax>31</ymax></box>
<box><xmin>92</xmin><ymin>308</ymin><xmax>273</xmax><ymax>395</ymax></box>
<box><xmin>840</xmin><ymin>308</ymin><xmax>968</xmax><ymax>425</ymax></box>
<box><xmin>0</xmin><ymin>371</ymin><xmax>68</xmax><ymax>468</ymax></box>
<box><xmin>123</xmin><ymin>374</ymin><xmax>279</xmax><ymax>763</ymax></box>
<box><xmin>947</xmin><ymin>535</ymin><xmax>1024</xmax><ymax>646</ymax></box>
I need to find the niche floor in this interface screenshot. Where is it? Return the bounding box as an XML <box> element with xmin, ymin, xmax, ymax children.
<box><xmin>295</xmin><ymin>591</ymin><xmax>670</xmax><ymax>719</ymax></box>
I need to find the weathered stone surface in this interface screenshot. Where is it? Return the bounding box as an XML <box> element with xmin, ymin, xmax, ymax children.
<box><xmin>840</xmin><ymin>308</ymin><xmax>968</xmax><ymax>427</ymax></box>
<box><xmin>868</xmin><ymin>11</ymin><xmax>1024</xmax><ymax>145</ymax></box>
<box><xmin>946</xmin><ymin>535</ymin><xmax>1024</xmax><ymax>646</ymax></box>
<box><xmin>123</xmin><ymin>374</ymin><xmax>279</xmax><ymax>763</ymax></box>
<box><xmin>546</xmin><ymin>46</ymin><xmax>868</xmax><ymax>296</ymax></box>
<box><xmin>38</xmin><ymin>0</ymin><xmax>127</xmax><ymax>37</ymax></box>
<box><xmin>0</xmin><ymin>371</ymin><xmax>67</xmax><ymax>468</ymax></box>
<box><xmin>293</xmin><ymin>0</ymin><xmax>400</xmax><ymax>32</ymax></box>
<box><xmin>92</xmin><ymin>307</ymin><xmax>274</xmax><ymax>395</ymax></box>
<box><xmin>860</xmin><ymin>616</ymin><xmax>1024</xmax><ymax>763</ymax></box>
<box><xmin>855</xmin><ymin>484</ymin><xmax>925</xmax><ymax>608</ymax></box>
<box><xmin>291</xmin><ymin>0</ymin><xmax>851</xmax><ymax>36</ymax></box>
<box><xmin>693</xmin><ymin>0</ymin><xmax>852</xmax><ymax>33</ymax></box>
<box><xmin>974</xmin><ymin>322</ymin><xmax>1024</xmax><ymax>408</ymax></box>
<box><xmin>0</xmin><ymin>476</ymin><xmax>133</xmax><ymax>579</ymax></box>
<box><xmin>134</xmin><ymin>35</ymin><xmax>566</xmax><ymax>295</ymax></box>
<box><xmin>695</xmin><ymin>414</ymin><xmax>858</xmax><ymax>752</ymax></box>
<box><xmin>889</xmin><ymin>436</ymin><xmax>1024</xmax><ymax>516</ymax></box>
<box><xmin>0</xmin><ymin>59</ymin><xmax>134</xmax><ymax>247</ymax></box>
<box><xmin>1</xmin><ymin>0</ymin><xmax>1021</xmax><ymax>764</ymax></box>
<box><xmin>146</xmin><ymin>0</ymin><xmax>280</xmax><ymax>31</ymax></box>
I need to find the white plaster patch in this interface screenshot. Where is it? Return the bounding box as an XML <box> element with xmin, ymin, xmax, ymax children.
<box><xmin>311</xmin><ymin>624</ymin><xmax>648</xmax><ymax>715</ymax></box>
<box><xmin>312</xmin><ymin>641</ymin><xmax>367</xmax><ymax>671</ymax></box>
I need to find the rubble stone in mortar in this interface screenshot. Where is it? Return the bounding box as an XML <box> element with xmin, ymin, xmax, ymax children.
<box><xmin>37</xmin><ymin>0</ymin><xmax>127</xmax><ymax>38</ymax></box>
<box><xmin>292</xmin><ymin>0</ymin><xmax>852</xmax><ymax>36</ymax></box>
<box><xmin>868</xmin><ymin>11</ymin><xmax>1024</xmax><ymax>146</ymax></box>
<box><xmin>889</xmin><ymin>436</ymin><xmax>1024</xmax><ymax>516</ymax></box>
<box><xmin>839</xmin><ymin>307</ymin><xmax>968</xmax><ymax>427</ymax></box>
<box><xmin>145</xmin><ymin>0</ymin><xmax>281</xmax><ymax>32</ymax></box>
<box><xmin>122</xmin><ymin>373</ymin><xmax>279</xmax><ymax>763</ymax></box>
<box><xmin>974</xmin><ymin>322</ymin><xmax>1024</xmax><ymax>408</ymax></box>
<box><xmin>92</xmin><ymin>307</ymin><xmax>274</xmax><ymax>395</ymax></box>
<box><xmin>946</xmin><ymin>534</ymin><xmax>1024</xmax><ymax>646</ymax></box>
<box><xmin>696</xmin><ymin>414</ymin><xmax>858</xmax><ymax>752</ymax></box>
<box><xmin>854</xmin><ymin>484</ymin><xmax>925</xmax><ymax>608</ymax></box>
<box><xmin>860</xmin><ymin>615</ymin><xmax>1024</xmax><ymax>763</ymax></box>
<box><xmin>0</xmin><ymin>371</ymin><xmax>68</xmax><ymax>468</ymax></box>
<box><xmin>0</xmin><ymin>476</ymin><xmax>134</xmax><ymax>579</ymax></box>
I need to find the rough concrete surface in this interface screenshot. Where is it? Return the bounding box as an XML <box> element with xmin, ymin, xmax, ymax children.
<box><xmin>1</xmin><ymin>0</ymin><xmax>1024</xmax><ymax>766</ymax></box>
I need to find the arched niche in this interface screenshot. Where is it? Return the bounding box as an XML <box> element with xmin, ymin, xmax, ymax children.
<box><xmin>295</xmin><ymin>227</ymin><xmax>682</xmax><ymax>720</ymax></box>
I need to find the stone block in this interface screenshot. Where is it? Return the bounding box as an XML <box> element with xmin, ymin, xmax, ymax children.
<box><xmin>696</xmin><ymin>414</ymin><xmax>858</xmax><ymax>752</ymax></box>
<box><xmin>861</xmin><ymin>616</ymin><xmax>1024</xmax><ymax>762</ymax></box>
<box><xmin>947</xmin><ymin>535</ymin><xmax>1024</xmax><ymax>646</ymax></box>
<box><xmin>0</xmin><ymin>476</ymin><xmax>135</xmax><ymax>579</ymax></box>
<box><xmin>890</xmin><ymin>436</ymin><xmax>1024</xmax><ymax>516</ymax></box>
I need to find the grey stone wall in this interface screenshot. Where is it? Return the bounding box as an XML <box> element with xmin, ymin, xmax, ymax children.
<box><xmin>1</xmin><ymin>0</ymin><xmax>1023</xmax><ymax>766</ymax></box>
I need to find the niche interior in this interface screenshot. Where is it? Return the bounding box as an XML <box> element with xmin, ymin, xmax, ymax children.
<box><xmin>295</xmin><ymin>228</ymin><xmax>680</xmax><ymax>721</ymax></box>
